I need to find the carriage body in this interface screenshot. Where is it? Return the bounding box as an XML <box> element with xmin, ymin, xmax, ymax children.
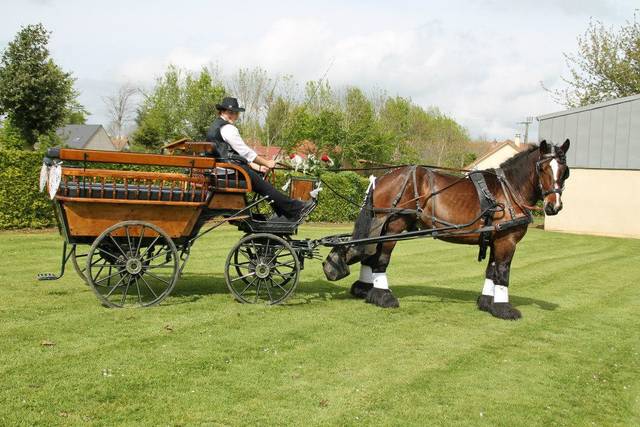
<box><xmin>41</xmin><ymin>145</ymin><xmax>319</xmax><ymax>307</ymax></box>
<box><xmin>47</xmin><ymin>148</ymin><xmax>251</xmax><ymax>246</ymax></box>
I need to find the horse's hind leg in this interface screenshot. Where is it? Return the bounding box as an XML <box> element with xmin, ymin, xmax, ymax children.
<box><xmin>350</xmin><ymin>261</ymin><xmax>374</xmax><ymax>298</ymax></box>
<box><xmin>477</xmin><ymin>249</ymin><xmax>496</xmax><ymax>312</ymax></box>
<box><xmin>364</xmin><ymin>240</ymin><xmax>400</xmax><ymax>308</ymax></box>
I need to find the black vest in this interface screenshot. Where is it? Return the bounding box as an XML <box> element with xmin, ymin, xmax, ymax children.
<box><xmin>205</xmin><ymin>117</ymin><xmax>242</xmax><ymax>161</ymax></box>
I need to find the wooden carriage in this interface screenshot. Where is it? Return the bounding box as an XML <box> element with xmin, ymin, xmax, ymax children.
<box><xmin>40</xmin><ymin>143</ymin><xmax>320</xmax><ymax>308</ymax></box>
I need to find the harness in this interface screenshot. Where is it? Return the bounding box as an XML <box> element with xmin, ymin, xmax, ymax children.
<box><xmin>365</xmin><ymin>166</ymin><xmax>533</xmax><ymax>262</ymax></box>
<box><xmin>535</xmin><ymin>153</ymin><xmax>568</xmax><ymax>197</ymax></box>
<box><xmin>469</xmin><ymin>171</ymin><xmax>498</xmax><ymax>261</ymax></box>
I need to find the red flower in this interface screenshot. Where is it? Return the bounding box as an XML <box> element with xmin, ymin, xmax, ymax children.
<box><xmin>321</xmin><ymin>154</ymin><xmax>330</xmax><ymax>162</ymax></box>
<box><xmin>289</xmin><ymin>153</ymin><xmax>296</xmax><ymax>159</ymax></box>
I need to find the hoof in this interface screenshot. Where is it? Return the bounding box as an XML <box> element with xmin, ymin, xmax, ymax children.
<box><xmin>365</xmin><ymin>288</ymin><xmax>399</xmax><ymax>308</ymax></box>
<box><xmin>476</xmin><ymin>294</ymin><xmax>493</xmax><ymax>312</ymax></box>
<box><xmin>489</xmin><ymin>302</ymin><xmax>522</xmax><ymax>320</ymax></box>
<box><xmin>350</xmin><ymin>281</ymin><xmax>373</xmax><ymax>299</ymax></box>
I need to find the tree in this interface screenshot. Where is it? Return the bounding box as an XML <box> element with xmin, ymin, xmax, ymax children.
<box><xmin>0</xmin><ymin>24</ymin><xmax>80</xmax><ymax>148</ymax></box>
<box><xmin>342</xmin><ymin>87</ymin><xmax>390</xmax><ymax>165</ymax></box>
<box><xmin>132</xmin><ymin>66</ymin><xmax>225</xmax><ymax>149</ymax></box>
<box><xmin>103</xmin><ymin>83</ymin><xmax>138</xmax><ymax>138</ymax></box>
<box><xmin>548</xmin><ymin>15</ymin><xmax>640</xmax><ymax>107</ymax></box>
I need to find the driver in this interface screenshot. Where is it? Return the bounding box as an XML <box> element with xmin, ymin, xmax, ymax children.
<box><xmin>206</xmin><ymin>97</ymin><xmax>311</xmax><ymax>220</ymax></box>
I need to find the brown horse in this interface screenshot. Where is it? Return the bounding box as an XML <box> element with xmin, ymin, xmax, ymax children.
<box><xmin>323</xmin><ymin>140</ymin><xmax>570</xmax><ymax>320</ymax></box>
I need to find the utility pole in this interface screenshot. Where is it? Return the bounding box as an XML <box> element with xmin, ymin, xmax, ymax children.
<box><xmin>517</xmin><ymin>116</ymin><xmax>533</xmax><ymax>144</ymax></box>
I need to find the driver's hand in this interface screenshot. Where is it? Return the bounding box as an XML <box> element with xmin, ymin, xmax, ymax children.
<box><xmin>265</xmin><ymin>159</ymin><xmax>276</xmax><ymax>169</ymax></box>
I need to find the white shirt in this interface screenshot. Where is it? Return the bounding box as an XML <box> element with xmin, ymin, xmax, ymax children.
<box><xmin>220</xmin><ymin>123</ymin><xmax>257</xmax><ymax>163</ymax></box>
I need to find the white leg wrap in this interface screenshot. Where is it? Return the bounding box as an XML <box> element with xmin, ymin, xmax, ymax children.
<box><xmin>494</xmin><ymin>285</ymin><xmax>509</xmax><ymax>303</ymax></box>
<box><xmin>359</xmin><ymin>265</ymin><xmax>373</xmax><ymax>283</ymax></box>
<box><xmin>372</xmin><ymin>272</ymin><xmax>389</xmax><ymax>290</ymax></box>
<box><xmin>482</xmin><ymin>278</ymin><xmax>495</xmax><ymax>296</ymax></box>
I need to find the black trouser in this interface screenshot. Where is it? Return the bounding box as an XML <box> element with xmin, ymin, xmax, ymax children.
<box><xmin>238</xmin><ymin>164</ymin><xmax>302</xmax><ymax>217</ymax></box>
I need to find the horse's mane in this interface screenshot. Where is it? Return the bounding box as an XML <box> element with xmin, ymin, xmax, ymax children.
<box><xmin>496</xmin><ymin>143</ymin><xmax>539</xmax><ymax>187</ymax></box>
<box><xmin>499</xmin><ymin>144</ymin><xmax>539</xmax><ymax>169</ymax></box>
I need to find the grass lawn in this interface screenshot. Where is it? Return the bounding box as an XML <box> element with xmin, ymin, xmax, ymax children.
<box><xmin>0</xmin><ymin>223</ymin><xmax>638</xmax><ymax>426</ymax></box>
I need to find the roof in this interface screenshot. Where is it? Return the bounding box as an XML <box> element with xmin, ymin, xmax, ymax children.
<box><xmin>537</xmin><ymin>93</ymin><xmax>640</xmax><ymax>121</ymax></box>
<box><xmin>56</xmin><ymin>125</ymin><xmax>103</xmax><ymax>149</ymax></box>
<box><xmin>465</xmin><ymin>141</ymin><xmax>530</xmax><ymax>169</ymax></box>
<box><xmin>253</xmin><ymin>145</ymin><xmax>282</xmax><ymax>159</ymax></box>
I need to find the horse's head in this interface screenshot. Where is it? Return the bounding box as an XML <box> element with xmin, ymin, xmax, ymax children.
<box><xmin>536</xmin><ymin>139</ymin><xmax>571</xmax><ymax>215</ymax></box>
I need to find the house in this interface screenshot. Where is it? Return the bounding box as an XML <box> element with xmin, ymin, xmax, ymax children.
<box><xmin>537</xmin><ymin>93</ymin><xmax>640</xmax><ymax>239</ymax></box>
<box><xmin>247</xmin><ymin>140</ymin><xmax>284</xmax><ymax>161</ymax></box>
<box><xmin>465</xmin><ymin>138</ymin><xmax>531</xmax><ymax>170</ymax></box>
<box><xmin>56</xmin><ymin>124</ymin><xmax>118</xmax><ymax>151</ymax></box>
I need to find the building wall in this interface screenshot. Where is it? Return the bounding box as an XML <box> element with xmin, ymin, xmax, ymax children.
<box><xmin>470</xmin><ymin>145</ymin><xmax>519</xmax><ymax>170</ymax></box>
<box><xmin>85</xmin><ymin>128</ymin><xmax>116</xmax><ymax>151</ymax></box>
<box><xmin>544</xmin><ymin>168</ymin><xmax>640</xmax><ymax>239</ymax></box>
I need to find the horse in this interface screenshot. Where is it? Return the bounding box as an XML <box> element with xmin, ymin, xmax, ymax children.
<box><xmin>323</xmin><ymin>139</ymin><xmax>570</xmax><ymax>320</ymax></box>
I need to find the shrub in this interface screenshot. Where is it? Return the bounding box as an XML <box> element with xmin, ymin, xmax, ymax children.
<box><xmin>0</xmin><ymin>149</ymin><xmax>55</xmax><ymax>229</ymax></box>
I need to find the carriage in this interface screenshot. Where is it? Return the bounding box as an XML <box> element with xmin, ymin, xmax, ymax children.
<box><xmin>39</xmin><ymin>142</ymin><xmax>322</xmax><ymax>307</ymax></box>
<box><xmin>38</xmin><ymin>137</ymin><xmax>563</xmax><ymax>317</ymax></box>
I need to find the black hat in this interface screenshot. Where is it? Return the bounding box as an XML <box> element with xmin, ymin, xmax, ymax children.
<box><xmin>216</xmin><ymin>97</ymin><xmax>245</xmax><ymax>112</ymax></box>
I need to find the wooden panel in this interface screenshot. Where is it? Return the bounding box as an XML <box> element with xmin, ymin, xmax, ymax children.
<box><xmin>57</xmin><ymin>148</ymin><xmax>218</xmax><ymax>169</ymax></box>
<box><xmin>57</xmin><ymin>196</ymin><xmax>206</xmax><ymax>207</ymax></box>
<box><xmin>62</xmin><ymin>168</ymin><xmax>208</xmax><ymax>184</ymax></box>
<box><xmin>208</xmin><ymin>193</ymin><xmax>246</xmax><ymax>210</ymax></box>
<box><xmin>290</xmin><ymin>179</ymin><xmax>314</xmax><ymax>201</ymax></box>
<box><xmin>62</xmin><ymin>201</ymin><xmax>202</xmax><ymax>238</ymax></box>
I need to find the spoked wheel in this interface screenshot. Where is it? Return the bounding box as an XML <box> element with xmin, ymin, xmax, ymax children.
<box><xmin>225</xmin><ymin>233</ymin><xmax>300</xmax><ymax>305</ymax></box>
<box><xmin>86</xmin><ymin>221</ymin><xmax>179</xmax><ymax>308</ymax></box>
<box><xmin>71</xmin><ymin>244</ymin><xmax>90</xmax><ymax>285</ymax></box>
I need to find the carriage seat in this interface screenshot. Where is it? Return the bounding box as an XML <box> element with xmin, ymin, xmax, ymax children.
<box><xmin>60</xmin><ymin>181</ymin><xmax>209</xmax><ymax>202</ymax></box>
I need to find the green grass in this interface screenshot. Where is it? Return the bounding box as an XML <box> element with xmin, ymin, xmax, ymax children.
<box><xmin>0</xmin><ymin>224</ymin><xmax>639</xmax><ymax>426</ymax></box>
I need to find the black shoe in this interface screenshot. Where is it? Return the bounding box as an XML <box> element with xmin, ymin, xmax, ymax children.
<box><xmin>285</xmin><ymin>200</ymin><xmax>314</xmax><ymax>221</ymax></box>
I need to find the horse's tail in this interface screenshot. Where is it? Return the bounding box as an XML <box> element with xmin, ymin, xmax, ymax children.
<box><xmin>322</xmin><ymin>185</ymin><xmax>375</xmax><ymax>282</ymax></box>
<box><xmin>352</xmin><ymin>187</ymin><xmax>374</xmax><ymax>240</ymax></box>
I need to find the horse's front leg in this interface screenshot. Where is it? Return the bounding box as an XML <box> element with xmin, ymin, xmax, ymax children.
<box><xmin>364</xmin><ymin>240</ymin><xmax>400</xmax><ymax>308</ymax></box>
<box><xmin>487</xmin><ymin>239</ymin><xmax>522</xmax><ymax>320</ymax></box>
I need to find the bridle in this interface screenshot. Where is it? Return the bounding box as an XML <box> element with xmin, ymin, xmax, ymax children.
<box><xmin>535</xmin><ymin>150</ymin><xmax>569</xmax><ymax>198</ymax></box>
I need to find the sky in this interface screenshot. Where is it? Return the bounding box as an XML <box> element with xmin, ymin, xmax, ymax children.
<box><xmin>1</xmin><ymin>0</ymin><xmax>637</xmax><ymax>140</ymax></box>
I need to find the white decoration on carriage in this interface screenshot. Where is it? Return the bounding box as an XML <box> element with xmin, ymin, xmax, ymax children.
<box><xmin>494</xmin><ymin>285</ymin><xmax>509</xmax><ymax>303</ymax></box>
<box><xmin>482</xmin><ymin>278</ymin><xmax>495</xmax><ymax>296</ymax></box>
<box><xmin>281</xmin><ymin>178</ymin><xmax>291</xmax><ymax>192</ymax></box>
<box><xmin>309</xmin><ymin>186</ymin><xmax>323</xmax><ymax>199</ymax></box>
<box><xmin>39</xmin><ymin>163</ymin><xmax>49</xmax><ymax>192</ymax></box>
<box><xmin>359</xmin><ymin>265</ymin><xmax>373</xmax><ymax>283</ymax></box>
<box><xmin>48</xmin><ymin>162</ymin><xmax>62</xmax><ymax>200</ymax></box>
<box><xmin>372</xmin><ymin>272</ymin><xmax>389</xmax><ymax>289</ymax></box>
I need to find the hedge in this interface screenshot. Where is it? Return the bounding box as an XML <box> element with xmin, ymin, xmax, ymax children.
<box><xmin>0</xmin><ymin>149</ymin><xmax>371</xmax><ymax>230</ymax></box>
<box><xmin>0</xmin><ymin>149</ymin><xmax>56</xmax><ymax>229</ymax></box>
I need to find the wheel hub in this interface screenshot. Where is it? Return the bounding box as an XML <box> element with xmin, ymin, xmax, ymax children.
<box><xmin>125</xmin><ymin>257</ymin><xmax>143</xmax><ymax>275</ymax></box>
<box><xmin>254</xmin><ymin>262</ymin><xmax>270</xmax><ymax>279</ymax></box>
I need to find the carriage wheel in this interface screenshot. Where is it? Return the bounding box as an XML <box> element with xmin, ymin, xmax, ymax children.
<box><xmin>86</xmin><ymin>221</ymin><xmax>179</xmax><ymax>308</ymax></box>
<box><xmin>225</xmin><ymin>233</ymin><xmax>300</xmax><ymax>305</ymax></box>
<box><xmin>71</xmin><ymin>245</ymin><xmax>90</xmax><ymax>285</ymax></box>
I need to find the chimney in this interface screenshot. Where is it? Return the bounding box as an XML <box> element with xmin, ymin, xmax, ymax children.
<box><xmin>514</xmin><ymin>133</ymin><xmax>521</xmax><ymax>146</ymax></box>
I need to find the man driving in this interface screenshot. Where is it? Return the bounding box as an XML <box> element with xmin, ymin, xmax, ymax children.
<box><xmin>206</xmin><ymin>97</ymin><xmax>311</xmax><ymax>220</ymax></box>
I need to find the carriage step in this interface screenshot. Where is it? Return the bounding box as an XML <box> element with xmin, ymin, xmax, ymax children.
<box><xmin>37</xmin><ymin>272</ymin><xmax>61</xmax><ymax>281</ymax></box>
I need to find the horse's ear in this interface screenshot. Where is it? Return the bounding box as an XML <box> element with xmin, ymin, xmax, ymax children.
<box><xmin>539</xmin><ymin>140</ymin><xmax>548</xmax><ymax>153</ymax></box>
<box><xmin>561</xmin><ymin>138</ymin><xmax>570</xmax><ymax>153</ymax></box>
